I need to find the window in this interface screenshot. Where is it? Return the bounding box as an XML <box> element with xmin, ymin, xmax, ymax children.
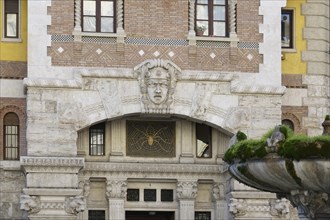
<box><xmin>126</xmin><ymin>120</ymin><xmax>175</xmax><ymax>158</ymax></box>
<box><xmin>161</xmin><ymin>189</ymin><xmax>173</xmax><ymax>202</ymax></box>
<box><xmin>4</xmin><ymin>112</ymin><xmax>19</xmax><ymax>160</ymax></box>
<box><xmin>196</xmin><ymin>123</ymin><xmax>212</xmax><ymax>158</ymax></box>
<box><xmin>89</xmin><ymin>123</ymin><xmax>105</xmax><ymax>156</ymax></box>
<box><xmin>127</xmin><ymin>189</ymin><xmax>140</xmax><ymax>201</ymax></box>
<box><xmin>82</xmin><ymin>0</ymin><xmax>116</xmax><ymax>33</ymax></box>
<box><xmin>282</xmin><ymin>119</ymin><xmax>294</xmax><ymax>132</ymax></box>
<box><xmin>195</xmin><ymin>212</ymin><xmax>211</xmax><ymax>220</ymax></box>
<box><xmin>281</xmin><ymin>9</ymin><xmax>294</xmax><ymax>49</ymax></box>
<box><xmin>144</xmin><ymin>189</ymin><xmax>156</xmax><ymax>202</ymax></box>
<box><xmin>4</xmin><ymin>0</ymin><xmax>19</xmax><ymax>38</ymax></box>
<box><xmin>88</xmin><ymin>210</ymin><xmax>105</xmax><ymax>220</ymax></box>
<box><xmin>195</xmin><ymin>0</ymin><xmax>227</xmax><ymax>37</ymax></box>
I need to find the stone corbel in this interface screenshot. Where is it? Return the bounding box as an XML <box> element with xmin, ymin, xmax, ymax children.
<box><xmin>20</xmin><ymin>194</ymin><xmax>41</xmax><ymax>215</ymax></box>
<box><xmin>65</xmin><ymin>196</ymin><xmax>85</xmax><ymax>215</ymax></box>
<box><xmin>106</xmin><ymin>180</ymin><xmax>127</xmax><ymax>199</ymax></box>
<box><xmin>176</xmin><ymin>181</ymin><xmax>198</xmax><ymax>200</ymax></box>
<box><xmin>228</xmin><ymin>198</ymin><xmax>247</xmax><ymax>217</ymax></box>
<box><xmin>288</xmin><ymin>190</ymin><xmax>330</xmax><ymax>219</ymax></box>
<box><xmin>270</xmin><ymin>198</ymin><xmax>290</xmax><ymax>218</ymax></box>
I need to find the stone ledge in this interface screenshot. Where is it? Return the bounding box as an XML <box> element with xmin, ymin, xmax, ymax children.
<box><xmin>0</xmin><ymin>160</ymin><xmax>21</xmax><ymax>171</ymax></box>
<box><xmin>23</xmin><ymin>188</ymin><xmax>81</xmax><ymax>196</ymax></box>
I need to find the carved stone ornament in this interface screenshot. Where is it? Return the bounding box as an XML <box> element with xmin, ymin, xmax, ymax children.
<box><xmin>79</xmin><ymin>180</ymin><xmax>90</xmax><ymax>198</ymax></box>
<box><xmin>65</xmin><ymin>196</ymin><xmax>85</xmax><ymax>215</ymax></box>
<box><xmin>106</xmin><ymin>180</ymin><xmax>127</xmax><ymax>199</ymax></box>
<box><xmin>134</xmin><ymin>59</ymin><xmax>181</xmax><ymax>114</ymax></box>
<box><xmin>228</xmin><ymin>198</ymin><xmax>247</xmax><ymax>217</ymax></box>
<box><xmin>270</xmin><ymin>198</ymin><xmax>290</xmax><ymax>217</ymax></box>
<box><xmin>288</xmin><ymin>190</ymin><xmax>330</xmax><ymax>219</ymax></box>
<box><xmin>212</xmin><ymin>183</ymin><xmax>225</xmax><ymax>201</ymax></box>
<box><xmin>20</xmin><ymin>194</ymin><xmax>41</xmax><ymax>214</ymax></box>
<box><xmin>176</xmin><ymin>181</ymin><xmax>198</xmax><ymax>200</ymax></box>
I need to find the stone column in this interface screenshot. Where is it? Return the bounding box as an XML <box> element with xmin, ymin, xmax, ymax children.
<box><xmin>213</xmin><ymin>183</ymin><xmax>227</xmax><ymax>220</ymax></box>
<box><xmin>176</xmin><ymin>181</ymin><xmax>198</xmax><ymax>220</ymax></box>
<box><xmin>106</xmin><ymin>180</ymin><xmax>127</xmax><ymax>220</ymax></box>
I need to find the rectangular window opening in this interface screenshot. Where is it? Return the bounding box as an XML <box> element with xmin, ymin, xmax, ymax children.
<box><xmin>89</xmin><ymin>123</ymin><xmax>105</xmax><ymax>156</ymax></box>
<box><xmin>88</xmin><ymin>210</ymin><xmax>105</xmax><ymax>220</ymax></box>
<box><xmin>4</xmin><ymin>0</ymin><xmax>19</xmax><ymax>38</ymax></box>
<box><xmin>196</xmin><ymin>123</ymin><xmax>212</xmax><ymax>158</ymax></box>
<box><xmin>281</xmin><ymin>9</ymin><xmax>294</xmax><ymax>49</ymax></box>
<box><xmin>195</xmin><ymin>212</ymin><xmax>211</xmax><ymax>220</ymax></box>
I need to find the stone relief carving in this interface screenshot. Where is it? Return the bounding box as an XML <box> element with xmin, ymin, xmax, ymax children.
<box><xmin>79</xmin><ymin>179</ymin><xmax>90</xmax><ymax>198</ymax></box>
<box><xmin>228</xmin><ymin>198</ymin><xmax>247</xmax><ymax>216</ymax></box>
<box><xmin>97</xmin><ymin>80</ymin><xmax>122</xmax><ymax>117</ymax></box>
<box><xmin>191</xmin><ymin>83</ymin><xmax>213</xmax><ymax>119</ymax></box>
<box><xmin>58</xmin><ymin>102</ymin><xmax>89</xmax><ymax>129</ymax></box>
<box><xmin>65</xmin><ymin>196</ymin><xmax>85</xmax><ymax>215</ymax></box>
<box><xmin>20</xmin><ymin>194</ymin><xmax>41</xmax><ymax>214</ymax></box>
<box><xmin>270</xmin><ymin>198</ymin><xmax>290</xmax><ymax>217</ymax></box>
<box><xmin>213</xmin><ymin>183</ymin><xmax>225</xmax><ymax>201</ymax></box>
<box><xmin>134</xmin><ymin>59</ymin><xmax>181</xmax><ymax>114</ymax></box>
<box><xmin>106</xmin><ymin>180</ymin><xmax>127</xmax><ymax>199</ymax></box>
<box><xmin>176</xmin><ymin>181</ymin><xmax>198</xmax><ymax>200</ymax></box>
<box><xmin>289</xmin><ymin>190</ymin><xmax>330</xmax><ymax>219</ymax></box>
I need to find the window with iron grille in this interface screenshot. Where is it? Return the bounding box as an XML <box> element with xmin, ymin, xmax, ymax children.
<box><xmin>89</xmin><ymin>123</ymin><xmax>105</xmax><ymax>156</ymax></box>
<box><xmin>195</xmin><ymin>0</ymin><xmax>228</xmax><ymax>37</ymax></box>
<box><xmin>144</xmin><ymin>189</ymin><xmax>156</xmax><ymax>202</ymax></box>
<box><xmin>82</xmin><ymin>0</ymin><xmax>116</xmax><ymax>33</ymax></box>
<box><xmin>4</xmin><ymin>0</ymin><xmax>19</xmax><ymax>38</ymax></box>
<box><xmin>4</xmin><ymin>113</ymin><xmax>19</xmax><ymax>160</ymax></box>
<box><xmin>161</xmin><ymin>189</ymin><xmax>173</xmax><ymax>202</ymax></box>
<box><xmin>195</xmin><ymin>212</ymin><xmax>211</xmax><ymax>220</ymax></box>
<box><xmin>127</xmin><ymin>189</ymin><xmax>140</xmax><ymax>201</ymax></box>
<box><xmin>88</xmin><ymin>210</ymin><xmax>105</xmax><ymax>220</ymax></box>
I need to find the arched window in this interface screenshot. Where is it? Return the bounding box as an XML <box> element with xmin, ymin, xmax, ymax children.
<box><xmin>4</xmin><ymin>112</ymin><xmax>19</xmax><ymax>160</ymax></box>
<box><xmin>282</xmin><ymin>119</ymin><xmax>294</xmax><ymax>132</ymax></box>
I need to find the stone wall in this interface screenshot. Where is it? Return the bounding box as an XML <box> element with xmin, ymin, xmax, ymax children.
<box><xmin>302</xmin><ymin>0</ymin><xmax>330</xmax><ymax>136</ymax></box>
<box><xmin>0</xmin><ymin>161</ymin><xmax>26</xmax><ymax>219</ymax></box>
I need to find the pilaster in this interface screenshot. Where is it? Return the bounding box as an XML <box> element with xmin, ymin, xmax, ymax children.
<box><xmin>106</xmin><ymin>179</ymin><xmax>127</xmax><ymax>220</ymax></box>
<box><xmin>177</xmin><ymin>181</ymin><xmax>198</xmax><ymax>220</ymax></box>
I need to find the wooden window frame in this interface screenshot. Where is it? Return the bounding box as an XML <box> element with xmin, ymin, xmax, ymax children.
<box><xmin>3</xmin><ymin>0</ymin><xmax>20</xmax><ymax>38</ymax></box>
<box><xmin>281</xmin><ymin>9</ymin><xmax>294</xmax><ymax>49</ymax></box>
<box><xmin>3</xmin><ymin>113</ymin><xmax>19</xmax><ymax>160</ymax></box>
<box><xmin>81</xmin><ymin>0</ymin><xmax>116</xmax><ymax>33</ymax></box>
<box><xmin>196</xmin><ymin>123</ymin><xmax>212</xmax><ymax>158</ymax></box>
<box><xmin>195</xmin><ymin>0</ymin><xmax>228</xmax><ymax>37</ymax></box>
<box><xmin>89</xmin><ymin>122</ymin><xmax>105</xmax><ymax>156</ymax></box>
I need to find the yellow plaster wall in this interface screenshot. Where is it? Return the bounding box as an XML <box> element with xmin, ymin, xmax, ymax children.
<box><xmin>0</xmin><ymin>0</ymin><xmax>27</xmax><ymax>61</ymax></box>
<box><xmin>281</xmin><ymin>0</ymin><xmax>307</xmax><ymax>74</ymax></box>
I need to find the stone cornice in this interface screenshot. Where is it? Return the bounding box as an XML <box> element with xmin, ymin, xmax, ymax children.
<box><xmin>23</xmin><ymin>78</ymin><xmax>81</xmax><ymax>89</ymax></box>
<box><xmin>83</xmin><ymin>162</ymin><xmax>222</xmax><ymax>179</ymax></box>
<box><xmin>21</xmin><ymin>157</ymin><xmax>85</xmax><ymax>174</ymax></box>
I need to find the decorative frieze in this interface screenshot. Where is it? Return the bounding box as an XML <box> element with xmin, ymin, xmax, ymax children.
<box><xmin>176</xmin><ymin>181</ymin><xmax>198</xmax><ymax>200</ymax></box>
<box><xmin>21</xmin><ymin>157</ymin><xmax>84</xmax><ymax>167</ymax></box>
<box><xmin>106</xmin><ymin>180</ymin><xmax>127</xmax><ymax>199</ymax></box>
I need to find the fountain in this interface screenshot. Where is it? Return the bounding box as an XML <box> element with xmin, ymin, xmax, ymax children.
<box><xmin>224</xmin><ymin>116</ymin><xmax>330</xmax><ymax>219</ymax></box>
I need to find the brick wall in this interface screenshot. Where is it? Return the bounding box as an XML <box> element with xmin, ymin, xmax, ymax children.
<box><xmin>0</xmin><ymin>98</ymin><xmax>27</xmax><ymax>160</ymax></box>
<box><xmin>0</xmin><ymin>61</ymin><xmax>27</xmax><ymax>79</ymax></box>
<box><xmin>47</xmin><ymin>0</ymin><xmax>263</xmax><ymax>72</ymax></box>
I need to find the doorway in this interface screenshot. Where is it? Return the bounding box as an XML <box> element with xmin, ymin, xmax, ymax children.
<box><xmin>126</xmin><ymin>211</ymin><xmax>174</xmax><ymax>220</ymax></box>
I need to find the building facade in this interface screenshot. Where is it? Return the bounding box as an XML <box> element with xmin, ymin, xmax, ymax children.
<box><xmin>0</xmin><ymin>0</ymin><xmax>328</xmax><ymax>219</ymax></box>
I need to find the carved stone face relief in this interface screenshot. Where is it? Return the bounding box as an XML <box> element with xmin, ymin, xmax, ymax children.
<box><xmin>146</xmin><ymin>68</ymin><xmax>170</xmax><ymax>105</ymax></box>
<box><xmin>134</xmin><ymin>59</ymin><xmax>181</xmax><ymax>114</ymax></box>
